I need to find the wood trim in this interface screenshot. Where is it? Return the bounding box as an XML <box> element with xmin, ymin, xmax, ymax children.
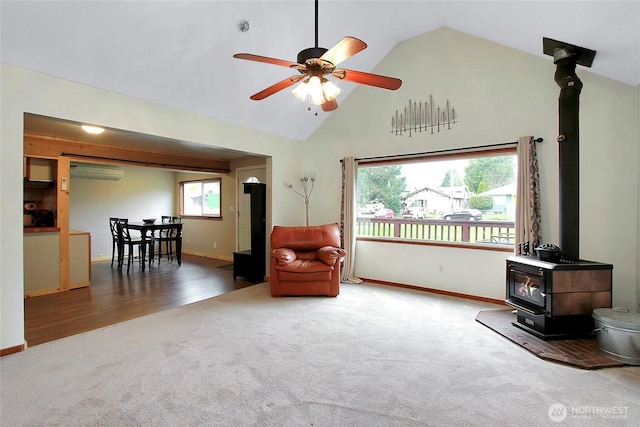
<box><xmin>88</xmin><ymin>233</ymin><xmax>92</xmax><ymax>282</ymax></box>
<box><xmin>24</xmin><ymin>134</ymin><xmax>231</xmax><ymax>173</ymax></box>
<box><xmin>24</xmin><ymin>288</ymin><xmax>61</xmax><ymax>298</ymax></box>
<box><xmin>356</xmin><ymin>145</ymin><xmax>517</xmax><ymax>166</ymax></box>
<box><xmin>1</xmin><ymin>343</ymin><xmax>25</xmax><ymax>357</ymax></box>
<box><xmin>360</xmin><ymin>277</ymin><xmax>507</xmax><ymax>306</ymax></box>
<box><xmin>69</xmin><ymin>281</ymin><xmax>91</xmax><ymax>289</ymax></box>
<box><xmin>357</xmin><ymin>236</ymin><xmax>514</xmax><ymax>252</ymax></box>
<box><xmin>58</xmin><ymin>156</ymin><xmax>70</xmax><ymax>291</ymax></box>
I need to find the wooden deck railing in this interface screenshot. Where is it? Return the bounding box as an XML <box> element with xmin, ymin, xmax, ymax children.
<box><xmin>356</xmin><ymin>217</ymin><xmax>515</xmax><ymax>245</ymax></box>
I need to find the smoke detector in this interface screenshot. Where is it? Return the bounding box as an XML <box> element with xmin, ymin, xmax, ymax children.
<box><xmin>237</xmin><ymin>20</ymin><xmax>250</xmax><ymax>32</ymax></box>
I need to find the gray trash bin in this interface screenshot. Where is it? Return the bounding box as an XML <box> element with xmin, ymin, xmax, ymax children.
<box><xmin>592</xmin><ymin>308</ymin><xmax>640</xmax><ymax>365</ymax></box>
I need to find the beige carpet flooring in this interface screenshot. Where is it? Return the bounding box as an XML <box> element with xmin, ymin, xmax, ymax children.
<box><xmin>2</xmin><ymin>282</ymin><xmax>639</xmax><ymax>426</ymax></box>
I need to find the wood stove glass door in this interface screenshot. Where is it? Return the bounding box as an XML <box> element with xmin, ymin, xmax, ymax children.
<box><xmin>509</xmin><ymin>268</ymin><xmax>545</xmax><ymax>308</ymax></box>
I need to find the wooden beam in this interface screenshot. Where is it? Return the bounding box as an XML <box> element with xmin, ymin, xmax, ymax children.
<box><xmin>58</xmin><ymin>156</ymin><xmax>70</xmax><ymax>291</ymax></box>
<box><xmin>24</xmin><ymin>134</ymin><xmax>231</xmax><ymax>173</ymax></box>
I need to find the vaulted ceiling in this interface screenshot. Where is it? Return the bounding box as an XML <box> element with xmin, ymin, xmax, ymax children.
<box><xmin>2</xmin><ymin>1</ymin><xmax>639</xmax><ymax>147</ymax></box>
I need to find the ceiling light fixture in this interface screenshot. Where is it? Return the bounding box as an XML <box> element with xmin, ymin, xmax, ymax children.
<box><xmin>291</xmin><ymin>75</ymin><xmax>341</xmax><ymax>106</ymax></box>
<box><xmin>81</xmin><ymin>125</ymin><xmax>105</xmax><ymax>135</ymax></box>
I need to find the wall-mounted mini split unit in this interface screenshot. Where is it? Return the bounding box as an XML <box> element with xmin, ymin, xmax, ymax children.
<box><xmin>70</xmin><ymin>162</ymin><xmax>124</xmax><ymax>181</ymax></box>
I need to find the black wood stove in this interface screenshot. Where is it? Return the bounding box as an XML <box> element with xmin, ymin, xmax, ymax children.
<box><xmin>506</xmin><ymin>255</ymin><xmax>612</xmax><ymax>340</ymax></box>
<box><xmin>505</xmin><ymin>39</ymin><xmax>613</xmax><ymax>340</ymax></box>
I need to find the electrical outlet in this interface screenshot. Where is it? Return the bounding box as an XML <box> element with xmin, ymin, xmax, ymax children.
<box><xmin>438</xmin><ymin>264</ymin><xmax>444</xmax><ymax>273</ymax></box>
<box><xmin>214</xmin><ymin>242</ymin><xmax>217</xmax><ymax>248</ymax></box>
<box><xmin>187</xmin><ymin>238</ymin><xmax>191</xmax><ymax>244</ymax></box>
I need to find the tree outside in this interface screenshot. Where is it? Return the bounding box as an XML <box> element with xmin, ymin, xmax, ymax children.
<box><xmin>464</xmin><ymin>157</ymin><xmax>515</xmax><ymax>193</ymax></box>
<box><xmin>357</xmin><ymin>166</ymin><xmax>406</xmax><ymax>214</ymax></box>
<box><xmin>470</xmin><ymin>195</ymin><xmax>494</xmax><ymax>210</ymax></box>
<box><xmin>440</xmin><ymin>169</ymin><xmax>465</xmax><ymax>187</ymax></box>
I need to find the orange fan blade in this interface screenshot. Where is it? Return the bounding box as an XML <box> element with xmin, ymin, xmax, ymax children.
<box><xmin>249</xmin><ymin>75</ymin><xmax>305</xmax><ymax>100</ymax></box>
<box><xmin>333</xmin><ymin>69</ymin><xmax>402</xmax><ymax>90</ymax></box>
<box><xmin>233</xmin><ymin>53</ymin><xmax>300</xmax><ymax>68</ymax></box>
<box><xmin>320</xmin><ymin>36</ymin><xmax>367</xmax><ymax>67</ymax></box>
<box><xmin>321</xmin><ymin>99</ymin><xmax>338</xmax><ymax>112</ymax></box>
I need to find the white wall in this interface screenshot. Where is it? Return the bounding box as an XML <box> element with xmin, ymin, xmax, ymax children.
<box><xmin>70</xmin><ymin>166</ymin><xmax>176</xmax><ymax>260</ymax></box>
<box><xmin>0</xmin><ymin>63</ymin><xmax>302</xmax><ymax>350</ymax></box>
<box><xmin>305</xmin><ymin>28</ymin><xmax>639</xmax><ymax>304</ymax></box>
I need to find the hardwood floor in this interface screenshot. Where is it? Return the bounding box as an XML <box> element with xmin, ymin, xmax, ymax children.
<box><xmin>24</xmin><ymin>254</ymin><xmax>262</xmax><ymax>347</ymax></box>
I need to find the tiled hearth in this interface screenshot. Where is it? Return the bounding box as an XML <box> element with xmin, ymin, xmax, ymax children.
<box><xmin>476</xmin><ymin>309</ymin><xmax>624</xmax><ymax>370</ymax></box>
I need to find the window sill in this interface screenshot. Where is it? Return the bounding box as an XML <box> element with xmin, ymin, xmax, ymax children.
<box><xmin>356</xmin><ymin>236</ymin><xmax>514</xmax><ymax>252</ymax></box>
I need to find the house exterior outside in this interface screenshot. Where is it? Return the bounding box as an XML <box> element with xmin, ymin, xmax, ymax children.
<box><xmin>402</xmin><ymin>185</ymin><xmax>470</xmax><ymax>215</ymax></box>
<box><xmin>476</xmin><ymin>182</ymin><xmax>517</xmax><ymax>216</ymax></box>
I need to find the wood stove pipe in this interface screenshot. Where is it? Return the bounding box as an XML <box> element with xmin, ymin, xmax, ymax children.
<box><xmin>555</xmin><ymin>53</ymin><xmax>582</xmax><ymax>261</ymax></box>
<box><xmin>543</xmin><ymin>38</ymin><xmax>596</xmax><ymax>261</ymax></box>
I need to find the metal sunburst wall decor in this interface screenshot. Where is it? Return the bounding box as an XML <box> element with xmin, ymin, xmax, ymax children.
<box><xmin>391</xmin><ymin>95</ymin><xmax>457</xmax><ymax>137</ymax></box>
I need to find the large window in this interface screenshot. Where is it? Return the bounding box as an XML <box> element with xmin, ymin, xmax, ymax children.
<box><xmin>356</xmin><ymin>147</ymin><xmax>517</xmax><ymax>249</ymax></box>
<box><xmin>180</xmin><ymin>178</ymin><xmax>221</xmax><ymax>218</ymax></box>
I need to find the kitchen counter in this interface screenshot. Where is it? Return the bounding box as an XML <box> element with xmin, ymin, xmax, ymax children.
<box><xmin>69</xmin><ymin>229</ymin><xmax>91</xmax><ymax>289</ymax></box>
<box><xmin>24</xmin><ymin>231</ymin><xmax>60</xmax><ymax>296</ymax></box>
<box><xmin>23</xmin><ymin>228</ymin><xmax>91</xmax><ymax>296</ymax></box>
<box><xmin>24</xmin><ymin>226</ymin><xmax>60</xmax><ymax>233</ymax></box>
<box><xmin>69</xmin><ymin>229</ymin><xmax>90</xmax><ymax>235</ymax></box>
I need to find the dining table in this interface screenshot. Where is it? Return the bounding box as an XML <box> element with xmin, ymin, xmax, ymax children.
<box><xmin>120</xmin><ymin>221</ymin><xmax>183</xmax><ymax>271</ymax></box>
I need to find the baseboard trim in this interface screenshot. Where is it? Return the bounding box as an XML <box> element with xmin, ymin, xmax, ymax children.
<box><xmin>181</xmin><ymin>250</ymin><xmax>232</xmax><ymax>262</ymax></box>
<box><xmin>1</xmin><ymin>343</ymin><xmax>25</xmax><ymax>357</ymax></box>
<box><xmin>359</xmin><ymin>277</ymin><xmax>506</xmax><ymax>306</ymax></box>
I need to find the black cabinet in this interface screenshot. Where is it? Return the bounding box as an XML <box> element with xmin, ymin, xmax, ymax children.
<box><xmin>233</xmin><ymin>183</ymin><xmax>266</xmax><ymax>281</ymax></box>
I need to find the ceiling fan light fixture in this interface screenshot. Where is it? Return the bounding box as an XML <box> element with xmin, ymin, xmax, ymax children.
<box><xmin>321</xmin><ymin>78</ymin><xmax>340</xmax><ymax>102</ymax></box>
<box><xmin>292</xmin><ymin>80</ymin><xmax>310</xmax><ymax>102</ymax></box>
<box><xmin>291</xmin><ymin>76</ymin><xmax>341</xmax><ymax>106</ymax></box>
<box><xmin>233</xmin><ymin>0</ymin><xmax>401</xmax><ymax>111</ymax></box>
<box><xmin>308</xmin><ymin>76</ymin><xmax>324</xmax><ymax>105</ymax></box>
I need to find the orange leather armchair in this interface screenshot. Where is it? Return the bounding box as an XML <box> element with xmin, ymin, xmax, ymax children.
<box><xmin>269</xmin><ymin>223</ymin><xmax>346</xmax><ymax>297</ymax></box>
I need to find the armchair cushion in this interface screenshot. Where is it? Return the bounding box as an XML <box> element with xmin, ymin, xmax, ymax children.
<box><xmin>315</xmin><ymin>246</ymin><xmax>347</xmax><ymax>266</ymax></box>
<box><xmin>276</xmin><ymin>259</ymin><xmax>334</xmax><ymax>275</ymax></box>
<box><xmin>271</xmin><ymin>248</ymin><xmax>297</xmax><ymax>266</ymax></box>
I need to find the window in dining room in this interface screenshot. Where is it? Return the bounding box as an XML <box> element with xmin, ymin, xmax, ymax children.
<box><xmin>180</xmin><ymin>178</ymin><xmax>221</xmax><ymax>218</ymax></box>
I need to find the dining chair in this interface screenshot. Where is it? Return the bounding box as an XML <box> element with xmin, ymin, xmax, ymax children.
<box><xmin>109</xmin><ymin>217</ymin><xmax>121</xmax><ymax>268</ymax></box>
<box><xmin>117</xmin><ymin>219</ymin><xmax>153</xmax><ymax>273</ymax></box>
<box><xmin>168</xmin><ymin>217</ymin><xmax>182</xmax><ymax>261</ymax></box>
<box><xmin>156</xmin><ymin>216</ymin><xmax>182</xmax><ymax>265</ymax></box>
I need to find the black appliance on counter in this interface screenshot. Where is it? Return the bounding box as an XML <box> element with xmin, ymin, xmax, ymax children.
<box><xmin>32</xmin><ymin>209</ymin><xmax>55</xmax><ymax>227</ymax></box>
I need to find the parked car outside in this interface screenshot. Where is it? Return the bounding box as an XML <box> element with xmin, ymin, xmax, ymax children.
<box><xmin>402</xmin><ymin>207</ymin><xmax>426</xmax><ymax>219</ymax></box>
<box><xmin>373</xmin><ymin>208</ymin><xmax>395</xmax><ymax>218</ymax></box>
<box><xmin>359</xmin><ymin>202</ymin><xmax>384</xmax><ymax>216</ymax></box>
<box><xmin>443</xmin><ymin>209</ymin><xmax>483</xmax><ymax>221</ymax></box>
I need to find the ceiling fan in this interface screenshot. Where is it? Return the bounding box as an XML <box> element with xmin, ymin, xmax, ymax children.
<box><xmin>233</xmin><ymin>0</ymin><xmax>402</xmax><ymax>112</ymax></box>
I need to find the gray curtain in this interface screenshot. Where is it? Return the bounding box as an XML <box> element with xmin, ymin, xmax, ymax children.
<box><xmin>340</xmin><ymin>157</ymin><xmax>362</xmax><ymax>284</ymax></box>
<box><xmin>515</xmin><ymin>136</ymin><xmax>541</xmax><ymax>253</ymax></box>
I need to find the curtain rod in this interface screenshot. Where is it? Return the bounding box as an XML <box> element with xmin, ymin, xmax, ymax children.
<box><xmin>61</xmin><ymin>153</ymin><xmax>231</xmax><ymax>173</ymax></box>
<box><xmin>342</xmin><ymin>137</ymin><xmax>543</xmax><ymax>163</ymax></box>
